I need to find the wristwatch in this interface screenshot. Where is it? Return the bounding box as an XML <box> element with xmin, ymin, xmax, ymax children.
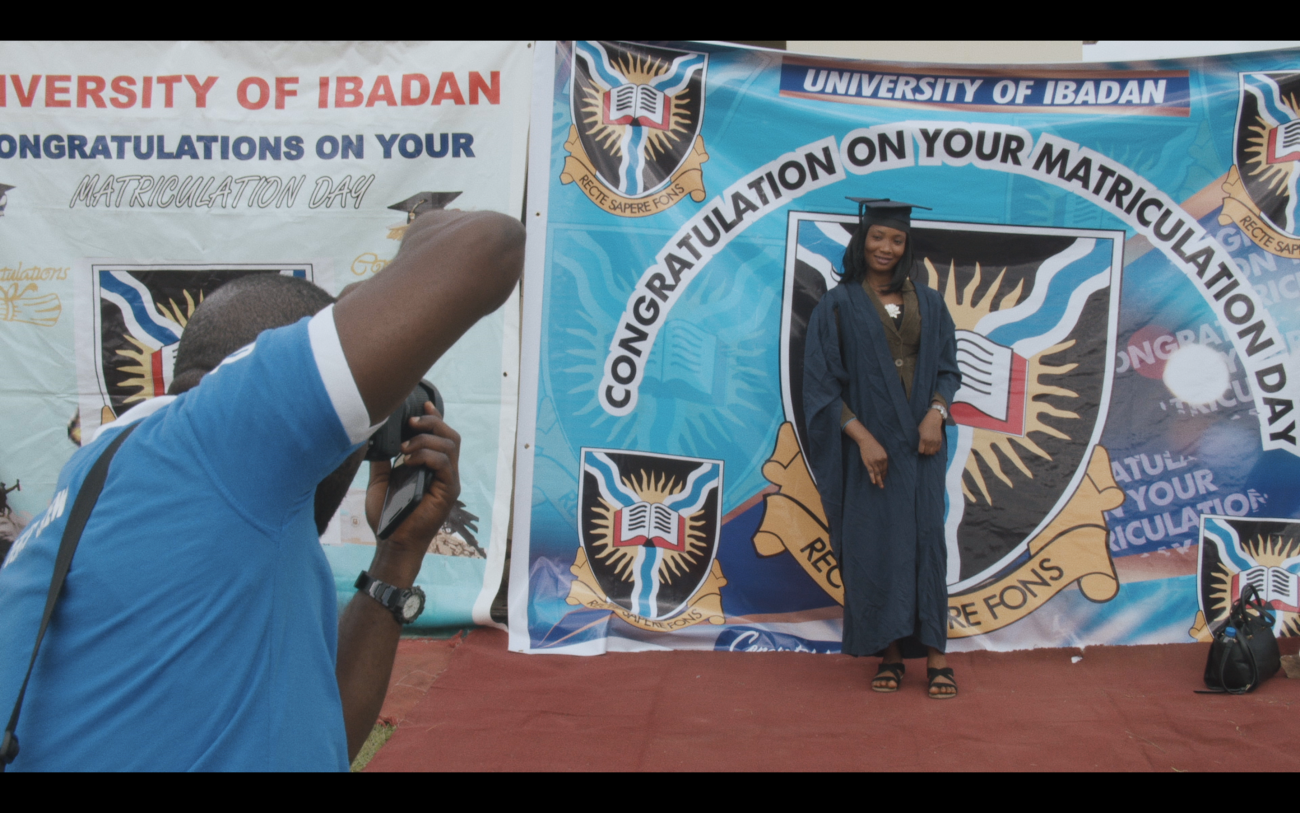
<box><xmin>930</xmin><ymin>402</ymin><xmax>949</xmax><ymax>421</ymax></box>
<box><xmin>355</xmin><ymin>571</ymin><xmax>426</xmax><ymax>625</ymax></box>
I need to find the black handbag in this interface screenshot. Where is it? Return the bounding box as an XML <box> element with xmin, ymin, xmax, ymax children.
<box><xmin>1199</xmin><ymin>584</ymin><xmax>1281</xmax><ymax>694</ymax></box>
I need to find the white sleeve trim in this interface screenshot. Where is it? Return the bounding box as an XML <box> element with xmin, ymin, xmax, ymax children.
<box><xmin>92</xmin><ymin>395</ymin><xmax>177</xmax><ymax>443</ymax></box>
<box><xmin>308</xmin><ymin>305</ymin><xmax>383</xmax><ymax>445</ymax></box>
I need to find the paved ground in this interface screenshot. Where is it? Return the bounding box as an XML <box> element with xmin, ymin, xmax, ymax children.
<box><xmin>367</xmin><ymin>629</ymin><xmax>1300</xmax><ymax>772</ymax></box>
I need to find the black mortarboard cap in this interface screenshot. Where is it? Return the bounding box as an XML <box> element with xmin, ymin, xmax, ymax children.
<box><xmin>0</xmin><ymin>183</ymin><xmax>13</xmax><ymax>194</ymax></box>
<box><xmin>846</xmin><ymin>197</ymin><xmax>931</xmax><ymax>231</ymax></box>
<box><xmin>389</xmin><ymin>191</ymin><xmax>462</xmax><ymax>222</ymax></box>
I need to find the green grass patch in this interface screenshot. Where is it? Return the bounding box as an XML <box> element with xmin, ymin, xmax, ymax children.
<box><xmin>350</xmin><ymin>722</ymin><xmax>395</xmax><ymax>772</ymax></box>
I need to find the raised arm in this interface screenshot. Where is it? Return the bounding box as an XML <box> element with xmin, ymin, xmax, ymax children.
<box><xmin>331</xmin><ymin>209</ymin><xmax>523</xmax><ymax>763</ymax></box>
<box><xmin>333</xmin><ymin>209</ymin><xmax>526</xmax><ymax>424</ymax></box>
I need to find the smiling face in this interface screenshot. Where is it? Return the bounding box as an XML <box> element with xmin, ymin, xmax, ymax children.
<box><xmin>864</xmin><ymin>225</ymin><xmax>907</xmax><ymax>275</ymax></box>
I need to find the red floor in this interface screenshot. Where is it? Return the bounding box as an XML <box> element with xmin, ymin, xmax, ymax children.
<box><xmin>368</xmin><ymin>629</ymin><xmax>1300</xmax><ymax>772</ymax></box>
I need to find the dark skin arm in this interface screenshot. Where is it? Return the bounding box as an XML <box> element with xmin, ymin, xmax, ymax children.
<box><xmin>918</xmin><ymin>408</ymin><xmax>944</xmax><ymax>456</ymax></box>
<box><xmin>335</xmin><ymin>403</ymin><xmax>460</xmax><ymax>762</ymax></box>
<box><xmin>334</xmin><ymin>209</ymin><xmax>525</xmax><ymax>424</ymax></box>
<box><xmin>844</xmin><ymin>419</ymin><xmax>888</xmax><ymax>487</ymax></box>
<box><xmin>331</xmin><ymin>210</ymin><xmax>523</xmax><ymax>762</ymax></box>
<box><xmin>845</xmin><ymin>407</ymin><xmax>945</xmax><ymax>488</ymax></box>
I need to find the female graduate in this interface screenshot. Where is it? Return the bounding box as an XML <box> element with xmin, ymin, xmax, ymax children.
<box><xmin>802</xmin><ymin>198</ymin><xmax>962</xmax><ymax>699</ymax></box>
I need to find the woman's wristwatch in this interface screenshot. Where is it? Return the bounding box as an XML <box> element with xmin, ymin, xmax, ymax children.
<box><xmin>930</xmin><ymin>402</ymin><xmax>948</xmax><ymax>421</ymax></box>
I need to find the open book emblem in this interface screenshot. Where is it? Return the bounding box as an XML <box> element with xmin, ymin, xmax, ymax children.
<box><xmin>779</xmin><ymin>211</ymin><xmax>1122</xmax><ymax>598</ymax></box>
<box><xmin>1231</xmin><ymin>567</ymin><xmax>1299</xmax><ymax>613</ymax></box>
<box><xmin>603</xmin><ymin>84</ymin><xmax>671</xmax><ymax>130</ymax></box>
<box><xmin>952</xmin><ymin>330</ymin><xmax>1029</xmax><ymax>435</ymax></box>
<box><xmin>1198</xmin><ymin>516</ymin><xmax>1300</xmax><ymax>635</ymax></box>
<box><xmin>614</xmin><ymin>502</ymin><xmax>686</xmax><ymax>550</ymax></box>
<box><xmin>1268</xmin><ymin>120</ymin><xmax>1300</xmax><ymax>164</ymax></box>
<box><xmin>577</xmin><ymin>448</ymin><xmax>723</xmax><ymax>621</ymax></box>
<box><xmin>564</xmin><ymin>41</ymin><xmax>709</xmax><ymax>215</ymax></box>
<box><xmin>1220</xmin><ymin>72</ymin><xmax>1300</xmax><ymax>253</ymax></box>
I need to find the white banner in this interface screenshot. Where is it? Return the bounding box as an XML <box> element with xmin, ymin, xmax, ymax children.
<box><xmin>0</xmin><ymin>41</ymin><xmax>532</xmax><ymax>627</ymax></box>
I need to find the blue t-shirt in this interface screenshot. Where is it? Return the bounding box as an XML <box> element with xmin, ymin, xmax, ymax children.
<box><xmin>0</xmin><ymin>306</ymin><xmax>376</xmax><ymax>771</ymax></box>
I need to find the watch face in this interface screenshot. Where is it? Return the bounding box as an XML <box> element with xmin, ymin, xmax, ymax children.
<box><xmin>402</xmin><ymin>595</ymin><xmax>422</xmax><ymax>620</ymax></box>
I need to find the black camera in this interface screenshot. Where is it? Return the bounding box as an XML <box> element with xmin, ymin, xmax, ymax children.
<box><xmin>366</xmin><ymin>379</ymin><xmax>444</xmax><ymax>539</ymax></box>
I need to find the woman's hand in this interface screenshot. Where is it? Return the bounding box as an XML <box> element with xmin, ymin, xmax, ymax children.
<box><xmin>858</xmin><ymin>434</ymin><xmax>889</xmax><ymax>487</ymax></box>
<box><xmin>918</xmin><ymin>408</ymin><xmax>945</xmax><ymax>456</ymax></box>
<box><xmin>845</xmin><ymin>420</ymin><xmax>889</xmax><ymax>487</ymax></box>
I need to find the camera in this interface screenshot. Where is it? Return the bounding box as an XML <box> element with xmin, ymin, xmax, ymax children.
<box><xmin>366</xmin><ymin>379</ymin><xmax>444</xmax><ymax>539</ymax></box>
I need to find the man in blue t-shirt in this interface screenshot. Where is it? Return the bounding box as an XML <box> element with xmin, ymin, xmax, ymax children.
<box><xmin>0</xmin><ymin>209</ymin><xmax>524</xmax><ymax>770</ymax></box>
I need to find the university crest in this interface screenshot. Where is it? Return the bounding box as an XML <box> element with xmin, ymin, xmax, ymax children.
<box><xmin>1219</xmin><ymin>72</ymin><xmax>1300</xmax><ymax>258</ymax></box>
<box><xmin>568</xmin><ymin>448</ymin><xmax>727</xmax><ymax>631</ymax></box>
<box><xmin>85</xmin><ymin>263</ymin><xmax>315</xmax><ymax>431</ymax></box>
<box><xmin>560</xmin><ymin>41</ymin><xmax>710</xmax><ymax>218</ymax></box>
<box><xmin>757</xmin><ymin>212</ymin><xmax>1127</xmax><ymax>635</ymax></box>
<box><xmin>1191</xmin><ymin>516</ymin><xmax>1300</xmax><ymax>641</ymax></box>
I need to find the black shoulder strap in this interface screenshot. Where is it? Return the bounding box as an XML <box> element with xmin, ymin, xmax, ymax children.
<box><xmin>1</xmin><ymin>423</ymin><xmax>137</xmax><ymax>770</ymax></box>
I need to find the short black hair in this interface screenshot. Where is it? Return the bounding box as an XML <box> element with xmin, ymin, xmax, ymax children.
<box><xmin>169</xmin><ymin>274</ymin><xmax>334</xmax><ymax>395</ymax></box>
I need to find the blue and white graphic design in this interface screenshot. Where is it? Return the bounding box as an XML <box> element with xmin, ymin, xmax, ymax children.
<box><xmin>99</xmin><ymin>270</ymin><xmax>183</xmax><ymax>351</ymax></box>
<box><xmin>578</xmin><ymin>448</ymin><xmax>722</xmax><ymax>620</ymax></box>
<box><xmin>88</xmin><ymin>264</ymin><xmax>318</xmax><ymax>428</ymax></box>
<box><xmin>571</xmin><ymin>41</ymin><xmax>707</xmax><ymax>199</ymax></box>
<box><xmin>1239</xmin><ymin>73</ymin><xmax>1300</xmax><ymax>234</ymax></box>
<box><xmin>1199</xmin><ymin>516</ymin><xmax>1300</xmax><ymax>637</ymax></box>
<box><xmin>780</xmin><ymin>211</ymin><xmax>1122</xmax><ymax>591</ymax></box>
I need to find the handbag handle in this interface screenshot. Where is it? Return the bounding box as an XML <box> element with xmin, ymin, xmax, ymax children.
<box><xmin>1236</xmin><ymin>583</ymin><xmax>1275</xmax><ymax>628</ymax></box>
<box><xmin>1203</xmin><ymin>584</ymin><xmax>1266</xmax><ymax>695</ymax></box>
<box><xmin>0</xmin><ymin>423</ymin><xmax>136</xmax><ymax>771</ymax></box>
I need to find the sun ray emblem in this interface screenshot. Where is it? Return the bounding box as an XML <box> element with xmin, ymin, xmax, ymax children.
<box><xmin>1222</xmin><ymin>72</ymin><xmax>1300</xmax><ymax>244</ymax></box>
<box><xmin>780</xmin><ymin>214</ymin><xmax>1119</xmax><ymax>591</ymax></box>
<box><xmin>89</xmin><ymin>265</ymin><xmax>319</xmax><ymax>428</ymax></box>
<box><xmin>923</xmin><ymin>258</ymin><xmax>1081</xmax><ymax>506</ymax></box>
<box><xmin>588</xmin><ymin>469</ymin><xmax>710</xmax><ymax>585</ymax></box>
<box><xmin>576</xmin><ymin>449</ymin><xmax>723</xmax><ymax>622</ymax></box>
<box><xmin>562</xmin><ymin>41</ymin><xmax>710</xmax><ymax>217</ymax></box>
<box><xmin>1243</xmin><ymin>92</ymin><xmax>1299</xmax><ymax>197</ymax></box>
<box><xmin>1198</xmin><ymin>517</ymin><xmax>1300</xmax><ymax>640</ymax></box>
<box><xmin>113</xmin><ymin>290</ymin><xmax>201</xmax><ymax>404</ymax></box>
<box><xmin>578</xmin><ymin>51</ymin><xmax>696</xmax><ymax>166</ymax></box>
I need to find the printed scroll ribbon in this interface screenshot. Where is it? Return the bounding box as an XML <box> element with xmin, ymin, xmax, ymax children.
<box><xmin>1188</xmin><ymin>612</ymin><xmax>1214</xmax><ymax>642</ymax></box>
<box><xmin>946</xmin><ymin>444</ymin><xmax>1124</xmax><ymax>636</ymax></box>
<box><xmin>0</xmin><ymin>283</ymin><xmax>61</xmax><ymax>327</ymax></box>
<box><xmin>559</xmin><ymin>126</ymin><xmax>709</xmax><ymax>218</ymax></box>
<box><xmin>566</xmin><ymin>547</ymin><xmax>727</xmax><ymax>632</ymax></box>
<box><xmin>752</xmin><ymin>421</ymin><xmax>844</xmax><ymax>604</ymax></box>
<box><xmin>1219</xmin><ymin>165</ymin><xmax>1300</xmax><ymax>259</ymax></box>
<box><xmin>753</xmin><ymin>422</ymin><xmax>1125</xmax><ymax>635</ymax></box>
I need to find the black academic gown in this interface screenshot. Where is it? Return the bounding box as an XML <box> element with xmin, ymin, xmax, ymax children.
<box><xmin>802</xmin><ymin>281</ymin><xmax>961</xmax><ymax>657</ymax></box>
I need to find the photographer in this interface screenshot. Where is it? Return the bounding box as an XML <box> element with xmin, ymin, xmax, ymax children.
<box><xmin>0</xmin><ymin>209</ymin><xmax>524</xmax><ymax>771</ymax></box>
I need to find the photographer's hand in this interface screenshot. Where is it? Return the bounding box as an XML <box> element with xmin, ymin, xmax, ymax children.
<box><xmin>337</xmin><ymin>401</ymin><xmax>461</xmax><ymax>763</ymax></box>
<box><xmin>364</xmin><ymin>402</ymin><xmax>462</xmax><ymax>556</ymax></box>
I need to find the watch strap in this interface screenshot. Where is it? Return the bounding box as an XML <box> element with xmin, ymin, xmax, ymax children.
<box><xmin>355</xmin><ymin>571</ymin><xmax>424</xmax><ymax>624</ymax></box>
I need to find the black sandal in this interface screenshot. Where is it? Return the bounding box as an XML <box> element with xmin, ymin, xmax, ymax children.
<box><xmin>927</xmin><ymin>667</ymin><xmax>957</xmax><ymax>699</ymax></box>
<box><xmin>872</xmin><ymin>662</ymin><xmax>905</xmax><ymax>693</ymax></box>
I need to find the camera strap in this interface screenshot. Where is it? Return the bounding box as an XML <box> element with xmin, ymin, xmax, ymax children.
<box><xmin>1</xmin><ymin>423</ymin><xmax>137</xmax><ymax>771</ymax></box>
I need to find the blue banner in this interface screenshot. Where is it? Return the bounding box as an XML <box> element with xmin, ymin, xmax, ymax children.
<box><xmin>511</xmin><ymin>41</ymin><xmax>1300</xmax><ymax>654</ymax></box>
